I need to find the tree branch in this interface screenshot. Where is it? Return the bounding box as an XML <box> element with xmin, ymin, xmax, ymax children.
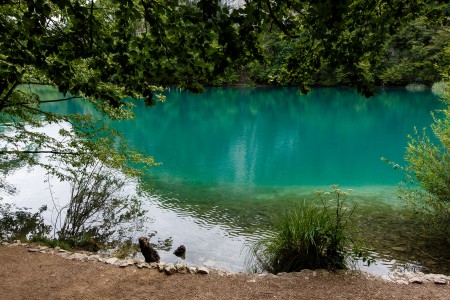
<box><xmin>0</xmin><ymin>80</ymin><xmax>20</xmax><ymax>111</ymax></box>
<box><xmin>0</xmin><ymin>150</ymin><xmax>79</xmax><ymax>155</ymax></box>
<box><xmin>39</xmin><ymin>96</ymin><xmax>83</xmax><ymax>104</ymax></box>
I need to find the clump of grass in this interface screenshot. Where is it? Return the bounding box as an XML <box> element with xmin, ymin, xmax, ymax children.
<box><xmin>28</xmin><ymin>236</ymin><xmax>71</xmax><ymax>250</ymax></box>
<box><xmin>248</xmin><ymin>186</ymin><xmax>365</xmax><ymax>274</ymax></box>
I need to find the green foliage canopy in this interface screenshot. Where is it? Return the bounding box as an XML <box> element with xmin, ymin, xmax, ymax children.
<box><xmin>240</xmin><ymin>0</ymin><xmax>448</xmax><ymax>95</ymax></box>
<box><xmin>0</xmin><ymin>0</ymin><xmax>261</xmax><ymax>183</ymax></box>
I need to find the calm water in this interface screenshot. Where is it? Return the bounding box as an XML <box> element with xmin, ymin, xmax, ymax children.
<box><xmin>4</xmin><ymin>86</ymin><xmax>450</xmax><ymax>275</ymax></box>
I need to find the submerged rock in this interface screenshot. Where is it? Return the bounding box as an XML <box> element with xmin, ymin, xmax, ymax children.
<box><xmin>173</xmin><ymin>245</ymin><xmax>186</xmax><ymax>259</ymax></box>
<box><xmin>138</xmin><ymin>237</ymin><xmax>160</xmax><ymax>263</ymax></box>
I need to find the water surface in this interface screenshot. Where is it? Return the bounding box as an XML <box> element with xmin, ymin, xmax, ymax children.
<box><xmin>5</xmin><ymin>86</ymin><xmax>449</xmax><ymax>275</ymax></box>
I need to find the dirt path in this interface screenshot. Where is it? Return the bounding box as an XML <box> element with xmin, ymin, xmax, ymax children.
<box><xmin>1</xmin><ymin>245</ymin><xmax>449</xmax><ymax>300</ymax></box>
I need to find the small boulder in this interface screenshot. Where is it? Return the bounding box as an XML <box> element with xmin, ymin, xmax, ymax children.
<box><xmin>188</xmin><ymin>266</ymin><xmax>198</xmax><ymax>274</ymax></box>
<box><xmin>28</xmin><ymin>248</ymin><xmax>40</xmax><ymax>253</ymax></box>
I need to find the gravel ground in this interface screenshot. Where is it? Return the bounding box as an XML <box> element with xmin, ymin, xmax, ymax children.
<box><xmin>1</xmin><ymin>245</ymin><xmax>449</xmax><ymax>300</ymax></box>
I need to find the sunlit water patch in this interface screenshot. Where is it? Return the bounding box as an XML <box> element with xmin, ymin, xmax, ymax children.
<box><xmin>2</xmin><ymin>86</ymin><xmax>449</xmax><ymax>275</ymax></box>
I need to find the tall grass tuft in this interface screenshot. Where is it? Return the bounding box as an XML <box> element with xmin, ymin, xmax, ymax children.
<box><xmin>248</xmin><ymin>186</ymin><xmax>361</xmax><ymax>273</ymax></box>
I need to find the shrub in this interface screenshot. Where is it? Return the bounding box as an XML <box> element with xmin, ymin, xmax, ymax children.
<box><xmin>399</xmin><ymin>80</ymin><xmax>450</xmax><ymax>244</ymax></box>
<box><xmin>248</xmin><ymin>186</ymin><xmax>365</xmax><ymax>273</ymax></box>
<box><xmin>431</xmin><ymin>81</ymin><xmax>447</xmax><ymax>96</ymax></box>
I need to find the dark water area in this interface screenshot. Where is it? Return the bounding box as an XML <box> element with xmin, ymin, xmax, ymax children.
<box><xmin>6</xmin><ymin>86</ymin><xmax>449</xmax><ymax>275</ymax></box>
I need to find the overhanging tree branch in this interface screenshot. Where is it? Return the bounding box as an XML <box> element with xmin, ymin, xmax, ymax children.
<box><xmin>0</xmin><ymin>150</ymin><xmax>79</xmax><ymax>155</ymax></box>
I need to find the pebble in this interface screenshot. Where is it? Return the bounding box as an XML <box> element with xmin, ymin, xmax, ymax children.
<box><xmin>197</xmin><ymin>267</ymin><xmax>209</xmax><ymax>275</ymax></box>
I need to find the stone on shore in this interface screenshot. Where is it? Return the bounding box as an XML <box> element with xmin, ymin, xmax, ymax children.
<box><xmin>164</xmin><ymin>264</ymin><xmax>177</xmax><ymax>275</ymax></box>
<box><xmin>68</xmin><ymin>253</ymin><xmax>88</xmax><ymax>261</ymax></box>
<box><xmin>197</xmin><ymin>267</ymin><xmax>209</xmax><ymax>275</ymax></box>
<box><xmin>119</xmin><ymin>260</ymin><xmax>135</xmax><ymax>268</ymax></box>
<box><xmin>105</xmin><ymin>257</ymin><xmax>119</xmax><ymax>265</ymax></box>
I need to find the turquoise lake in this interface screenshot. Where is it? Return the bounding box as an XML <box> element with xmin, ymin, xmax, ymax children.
<box><xmin>6</xmin><ymin>86</ymin><xmax>450</xmax><ymax>275</ymax></box>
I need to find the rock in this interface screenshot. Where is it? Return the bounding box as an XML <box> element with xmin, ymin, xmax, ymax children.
<box><xmin>28</xmin><ymin>248</ymin><xmax>41</xmax><ymax>253</ymax></box>
<box><xmin>137</xmin><ymin>263</ymin><xmax>151</xmax><ymax>269</ymax></box>
<box><xmin>409</xmin><ymin>277</ymin><xmax>424</xmax><ymax>284</ymax></box>
<box><xmin>396</xmin><ymin>280</ymin><xmax>409</xmax><ymax>285</ymax></box>
<box><xmin>38</xmin><ymin>246</ymin><xmax>48</xmax><ymax>251</ymax></box>
<box><xmin>197</xmin><ymin>267</ymin><xmax>209</xmax><ymax>275</ymax></box>
<box><xmin>188</xmin><ymin>267</ymin><xmax>198</xmax><ymax>274</ymax></box>
<box><xmin>433</xmin><ymin>278</ymin><xmax>447</xmax><ymax>285</ymax></box>
<box><xmin>149</xmin><ymin>262</ymin><xmax>158</xmax><ymax>269</ymax></box>
<box><xmin>133</xmin><ymin>258</ymin><xmax>145</xmax><ymax>264</ymax></box>
<box><xmin>175</xmin><ymin>264</ymin><xmax>187</xmax><ymax>273</ymax></box>
<box><xmin>173</xmin><ymin>245</ymin><xmax>186</xmax><ymax>259</ymax></box>
<box><xmin>119</xmin><ymin>260</ymin><xmax>134</xmax><ymax>268</ymax></box>
<box><xmin>105</xmin><ymin>257</ymin><xmax>119</xmax><ymax>265</ymax></box>
<box><xmin>164</xmin><ymin>264</ymin><xmax>176</xmax><ymax>275</ymax></box>
<box><xmin>157</xmin><ymin>262</ymin><xmax>166</xmax><ymax>272</ymax></box>
<box><xmin>14</xmin><ymin>240</ymin><xmax>21</xmax><ymax>244</ymax></box>
<box><xmin>54</xmin><ymin>246</ymin><xmax>60</xmax><ymax>251</ymax></box>
<box><xmin>68</xmin><ymin>253</ymin><xmax>88</xmax><ymax>261</ymax></box>
<box><xmin>56</xmin><ymin>252</ymin><xmax>71</xmax><ymax>258</ymax></box>
<box><xmin>87</xmin><ymin>255</ymin><xmax>101</xmax><ymax>262</ymax></box>
<box><xmin>1</xmin><ymin>242</ymin><xmax>9</xmax><ymax>246</ymax></box>
<box><xmin>138</xmin><ymin>237</ymin><xmax>160</xmax><ymax>263</ymax></box>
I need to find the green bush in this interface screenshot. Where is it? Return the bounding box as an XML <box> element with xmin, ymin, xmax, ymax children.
<box><xmin>248</xmin><ymin>186</ymin><xmax>366</xmax><ymax>273</ymax></box>
<box><xmin>400</xmin><ymin>79</ymin><xmax>450</xmax><ymax>244</ymax></box>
